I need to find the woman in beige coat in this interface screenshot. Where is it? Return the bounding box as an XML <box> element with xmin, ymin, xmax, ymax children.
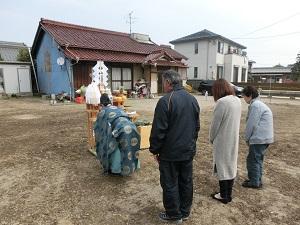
<box><xmin>209</xmin><ymin>79</ymin><xmax>241</xmax><ymax>204</ymax></box>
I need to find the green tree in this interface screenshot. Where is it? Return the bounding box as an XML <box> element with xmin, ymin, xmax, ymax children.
<box><xmin>291</xmin><ymin>52</ymin><xmax>300</xmax><ymax>81</ymax></box>
<box><xmin>0</xmin><ymin>53</ymin><xmax>3</xmax><ymax>61</ymax></box>
<box><xmin>17</xmin><ymin>48</ymin><xmax>31</xmax><ymax>62</ymax></box>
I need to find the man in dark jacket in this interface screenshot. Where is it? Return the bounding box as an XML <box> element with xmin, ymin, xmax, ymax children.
<box><xmin>150</xmin><ymin>70</ymin><xmax>200</xmax><ymax>223</ymax></box>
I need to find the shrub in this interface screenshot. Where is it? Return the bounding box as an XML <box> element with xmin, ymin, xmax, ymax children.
<box><xmin>17</xmin><ymin>48</ymin><xmax>30</xmax><ymax>62</ymax></box>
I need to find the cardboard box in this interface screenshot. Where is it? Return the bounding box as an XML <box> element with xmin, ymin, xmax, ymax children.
<box><xmin>137</xmin><ymin>125</ymin><xmax>152</xmax><ymax>149</ymax></box>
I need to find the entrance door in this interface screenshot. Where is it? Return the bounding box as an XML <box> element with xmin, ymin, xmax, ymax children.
<box><xmin>150</xmin><ymin>72</ymin><xmax>157</xmax><ymax>94</ymax></box>
<box><xmin>17</xmin><ymin>68</ymin><xmax>31</xmax><ymax>92</ymax></box>
<box><xmin>233</xmin><ymin>66</ymin><xmax>239</xmax><ymax>82</ymax></box>
<box><xmin>217</xmin><ymin>66</ymin><xmax>223</xmax><ymax>79</ymax></box>
<box><xmin>157</xmin><ymin>70</ymin><xmax>164</xmax><ymax>93</ymax></box>
<box><xmin>73</xmin><ymin>62</ymin><xmax>93</xmax><ymax>90</ymax></box>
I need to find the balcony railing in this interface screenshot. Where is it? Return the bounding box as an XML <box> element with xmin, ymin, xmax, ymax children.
<box><xmin>226</xmin><ymin>49</ymin><xmax>247</xmax><ymax>56</ymax></box>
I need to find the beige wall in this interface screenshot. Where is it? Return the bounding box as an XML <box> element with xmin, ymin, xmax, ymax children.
<box><xmin>224</xmin><ymin>54</ymin><xmax>248</xmax><ymax>82</ymax></box>
<box><xmin>174</xmin><ymin>40</ymin><xmax>216</xmax><ymax>80</ymax></box>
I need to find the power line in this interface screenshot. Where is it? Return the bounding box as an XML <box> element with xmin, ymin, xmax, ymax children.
<box><xmin>233</xmin><ymin>31</ymin><xmax>300</xmax><ymax>40</ymax></box>
<box><xmin>239</xmin><ymin>12</ymin><xmax>300</xmax><ymax>37</ymax></box>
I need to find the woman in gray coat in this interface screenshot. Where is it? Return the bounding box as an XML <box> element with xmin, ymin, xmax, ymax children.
<box><xmin>241</xmin><ymin>86</ymin><xmax>273</xmax><ymax>189</ymax></box>
<box><xmin>209</xmin><ymin>79</ymin><xmax>241</xmax><ymax>204</ymax></box>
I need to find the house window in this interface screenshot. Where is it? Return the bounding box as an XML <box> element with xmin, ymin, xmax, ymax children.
<box><xmin>122</xmin><ymin>68</ymin><xmax>132</xmax><ymax>89</ymax></box>
<box><xmin>194</xmin><ymin>43</ymin><xmax>198</xmax><ymax>54</ymax></box>
<box><xmin>228</xmin><ymin>45</ymin><xmax>232</xmax><ymax>54</ymax></box>
<box><xmin>217</xmin><ymin>41</ymin><xmax>224</xmax><ymax>54</ymax></box>
<box><xmin>44</xmin><ymin>51</ymin><xmax>51</xmax><ymax>72</ymax></box>
<box><xmin>233</xmin><ymin>66</ymin><xmax>239</xmax><ymax>82</ymax></box>
<box><xmin>194</xmin><ymin>67</ymin><xmax>198</xmax><ymax>78</ymax></box>
<box><xmin>241</xmin><ymin>68</ymin><xmax>246</xmax><ymax>82</ymax></box>
<box><xmin>217</xmin><ymin>66</ymin><xmax>223</xmax><ymax>79</ymax></box>
<box><xmin>111</xmin><ymin>67</ymin><xmax>132</xmax><ymax>90</ymax></box>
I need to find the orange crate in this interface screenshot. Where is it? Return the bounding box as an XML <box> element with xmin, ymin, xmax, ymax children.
<box><xmin>137</xmin><ymin>125</ymin><xmax>152</xmax><ymax>149</ymax></box>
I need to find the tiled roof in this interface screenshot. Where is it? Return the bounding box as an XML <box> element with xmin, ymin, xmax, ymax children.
<box><xmin>251</xmin><ymin>66</ymin><xmax>292</xmax><ymax>75</ymax></box>
<box><xmin>64</xmin><ymin>48</ymin><xmax>146</xmax><ymax>63</ymax></box>
<box><xmin>144</xmin><ymin>50</ymin><xmax>175</xmax><ymax>63</ymax></box>
<box><xmin>170</xmin><ymin>29</ymin><xmax>246</xmax><ymax>49</ymax></box>
<box><xmin>142</xmin><ymin>50</ymin><xmax>187</xmax><ymax>67</ymax></box>
<box><xmin>32</xmin><ymin>19</ymin><xmax>187</xmax><ymax>66</ymax></box>
<box><xmin>170</xmin><ymin>29</ymin><xmax>218</xmax><ymax>43</ymax></box>
<box><xmin>0</xmin><ymin>41</ymin><xmax>29</xmax><ymax>62</ymax></box>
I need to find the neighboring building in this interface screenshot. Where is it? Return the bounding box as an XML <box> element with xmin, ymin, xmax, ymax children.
<box><xmin>0</xmin><ymin>41</ymin><xmax>32</xmax><ymax>95</ymax></box>
<box><xmin>31</xmin><ymin>19</ymin><xmax>187</xmax><ymax>97</ymax></box>
<box><xmin>247</xmin><ymin>60</ymin><xmax>256</xmax><ymax>82</ymax></box>
<box><xmin>170</xmin><ymin>29</ymin><xmax>248</xmax><ymax>82</ymax></box>
<box><xmin>250</xmin><ymin>64</ymin><xmax>293</xmax><ymax>83</ymax></box>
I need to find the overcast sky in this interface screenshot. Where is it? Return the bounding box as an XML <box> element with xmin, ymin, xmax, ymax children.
<box><xmin>1</xmin><ymin>0</ymin><xmax>299</xmax><ymax>67</ymax></box>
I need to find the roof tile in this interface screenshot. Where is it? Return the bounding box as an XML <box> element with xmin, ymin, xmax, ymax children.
<box><xmin>170</xmin><ymin>29</ymin><xmax>246</xmax><ymax>49</ymax></box>
<box><xmin>38</xmin><ymin>19</ymin><xmax>187</xmax><ymax>63</ymax></box>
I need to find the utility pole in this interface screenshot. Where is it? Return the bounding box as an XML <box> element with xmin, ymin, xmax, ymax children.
<box><xmin>269</xmin><ymin>76</ymin><xmax>272</xmax><ymax>103</ymax></box>
<box><xmin>28</xmin><ymin>46</ymin><xmax>39</xmax><ymax>92</ymax></box>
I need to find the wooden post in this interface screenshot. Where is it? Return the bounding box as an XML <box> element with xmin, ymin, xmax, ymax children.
<box><xmin>86</xmin><ymin>104</ymin><xmax>101</xmax><ymax>153</ymax></box>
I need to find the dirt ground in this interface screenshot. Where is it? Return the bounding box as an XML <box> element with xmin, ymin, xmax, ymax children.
<box><xmin>0</xmin><ymin>95</ymin><xmax>299</xmax><ymax>225</ymax></box>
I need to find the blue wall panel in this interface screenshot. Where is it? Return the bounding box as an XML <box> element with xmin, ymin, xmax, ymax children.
<box><xmin>36</xmin><ymin>32</ymin><xmax>72</xmax><ymax>95</ymax></box>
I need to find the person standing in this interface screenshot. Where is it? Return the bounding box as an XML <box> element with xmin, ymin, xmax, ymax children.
<box><xmin>149</xmin><ymin>70</ymin><xmax>200</xmax><ymax>223</ymax></box>
<box><xmin>209</xmin><ymin>79</ymin><xmax>241</xmax><ymax>204</ymax></box>
<box><xmin>241</xmin><ymin>86</ymin><xmax>274</xmax><ymax>188</ymax></box>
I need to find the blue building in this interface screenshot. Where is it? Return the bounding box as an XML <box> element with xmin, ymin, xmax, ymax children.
<box><xmin>32</xmin><ymin>24</ymin><xmax>74</xmax><ymax>96</ymax></box>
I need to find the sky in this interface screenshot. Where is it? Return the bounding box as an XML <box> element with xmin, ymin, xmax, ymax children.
<box><xmin>1</xmin><ymin>0</ymin><xmax>299</xmax><ymax>67</ymax></box>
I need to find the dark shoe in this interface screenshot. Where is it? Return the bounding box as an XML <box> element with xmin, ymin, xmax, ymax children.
<box><xmin>159</xmin><ymin>212</ymin><xmax>183</xmax><ymax>224</ymax></box>
<box><xmin>211</xmin><ymin>192</ymin><xmax>232</xmax><ymax>204</ymax></box>
<box><xmin>242</xmin><ymin>180</ymin><xmax>262</xmax><ymax>189</ymax></box>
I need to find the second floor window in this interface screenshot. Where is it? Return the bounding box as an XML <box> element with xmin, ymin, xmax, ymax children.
<box><xmin>228</xmin><ymin>45</ymin><xmax>232</xmax><ymax>54</ymax></box>
<box><xmin>218</xmin><ymin>41</ymin><xmax>224</xmax><ymax>54</ymax></box>
<box><xmin>194</xmin><ymin>43</ymin><xmax>198</xmax><ymax>54</ymax></box>
<box><xmin>194</xmin><ymin>67</ymin><xmax>198</xmax><ymax>78</ymax></box>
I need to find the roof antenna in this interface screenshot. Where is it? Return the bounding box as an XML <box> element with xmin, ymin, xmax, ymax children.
<box><xmin>126</xmin><ymin>11</ymin><xmax>136</xmax><ymax>34</ymax></box>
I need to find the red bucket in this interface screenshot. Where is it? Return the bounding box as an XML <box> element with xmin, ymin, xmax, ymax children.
<box><xmin>75</xmin><ymin>96</ymin><xmax>85</xmax><ymax>104</ymax></box>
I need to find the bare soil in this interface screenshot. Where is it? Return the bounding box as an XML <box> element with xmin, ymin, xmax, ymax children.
<box><xmin>0</xmin><ymin>96</ymin><xmax>299</xmax><ymax>225</ymax></box>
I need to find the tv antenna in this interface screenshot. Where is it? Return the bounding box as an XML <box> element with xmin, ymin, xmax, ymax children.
<box><xmin>126</xmin><ymin>11</ymin><xmax>136</xmax><ymax>34</ymax></box>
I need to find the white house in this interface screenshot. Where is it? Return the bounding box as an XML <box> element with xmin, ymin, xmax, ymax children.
<box><xmin>0</xmin><ymin>41</ymin><xmax>32</xmax><ymax>95</ymax></box>
<box><xmin>170</xmin><ymin>29</ymin><xmax>248</xmax><ymax>82</ymax></box>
